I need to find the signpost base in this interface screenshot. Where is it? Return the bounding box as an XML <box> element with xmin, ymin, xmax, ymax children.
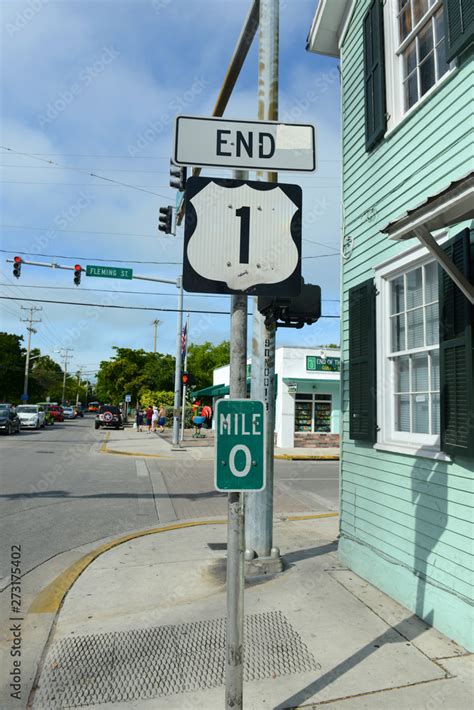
<box><xmin>244</xmin><ymin>547</ymin><xmax>283</xmax><ymax>577</ymax></box>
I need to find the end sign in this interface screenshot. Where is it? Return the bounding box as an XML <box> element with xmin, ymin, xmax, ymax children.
<box><xmin>215</xmin><ymin>399</ymin><xmax>266</xmax><ymax>492</ymax></box>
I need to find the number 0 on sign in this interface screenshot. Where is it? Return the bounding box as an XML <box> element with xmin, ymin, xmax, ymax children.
<box><xmin>215</xmin><ymin>399</ymin><xmax>266</xmax><ymax>492</ymax></box>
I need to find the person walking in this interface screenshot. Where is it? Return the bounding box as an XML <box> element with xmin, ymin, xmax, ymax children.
<box><xmin>151</xmin><ymin>405</ymin><xmax>159</xmax><ymax>432</ymax></box>
<box><xmin>158</xmin><ymin>405</ymin><xmax>166</xmax><ymax>433</ymax></box>
<box><xmin>135</xmin><ymin>408</ymin><xmax>144</xmax><ymax>432</ymax></box>
<box><xmin>145</xmin><ymin>405</ymin><xmax>153</xmax><ymax>433</ymax></box>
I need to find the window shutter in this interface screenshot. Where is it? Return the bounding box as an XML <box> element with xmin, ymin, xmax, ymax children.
<box><xmin>349</xmin><ymin>278</ymin><xmax>377</xmax><ymax>441</ymax></box>
<box><xmin>363</xmin><ymin>0</ymin><xmax>387</xmax><ymax>151</ymax></box>
<box><xmin>439</xmin><ymin>228</ymin><xmax>474</xmax><ymax>458</ymax></box>
<box><xmin>443</xmin><ymin>0</ymin><xmax>474</xmax><ymax>63</ymax></box>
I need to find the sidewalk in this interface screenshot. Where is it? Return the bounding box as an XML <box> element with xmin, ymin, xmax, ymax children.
<box><xmin>102</xmin><ymin>427</ymin><xmax>340</xmax><ymax>461</ymax></box>
<box><xmin>28</xmin><ymin>515</ymin><xmax>471</xmax><ymax>709</ymax></box>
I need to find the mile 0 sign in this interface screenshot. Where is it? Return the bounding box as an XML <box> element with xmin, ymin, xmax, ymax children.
<box><xmin>183</xmin><ymin>176</ymin><xmax>302</xmax><ymax>296</ymax></box>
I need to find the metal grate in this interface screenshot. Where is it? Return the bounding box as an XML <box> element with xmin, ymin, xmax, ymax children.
<box><xmin>34</xmin><ymin>611</ymin><xmax>318</xmax><ymax>707</ymax></box>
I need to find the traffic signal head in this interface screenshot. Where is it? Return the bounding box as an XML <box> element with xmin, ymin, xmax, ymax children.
<box><xmin>258</xmin><ymin>282</ymin><xmax>321</xmax><ymax>329</ymax></box>
<box><xmin>169</xmin><ymin>160</ymin><xmax>187</xmax><ymax>191</ymax></box>
<box><xmin>182</xmin><ymin>371</ymin><xmax>194</xmax><ymax>386</ymax></box>
<box><xmin>74</xmin><ymin>264</ymin><xmax>82</xmax><ymax>286</ymax></box>
<box><xmin>158</xmin><ymin>206</ymin><xmax>173</xmax><ymax>234</ymax></box>
<box><xmin>13</xmin><ymin>256</ymin><xmax>22</xmax><ymax>279</ymax></box>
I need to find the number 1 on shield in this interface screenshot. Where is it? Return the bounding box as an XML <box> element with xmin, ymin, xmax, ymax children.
<box><xmin>236</xmin><ymin>206</ymin><xmax>250</xmax><ymax>264</ymax></box>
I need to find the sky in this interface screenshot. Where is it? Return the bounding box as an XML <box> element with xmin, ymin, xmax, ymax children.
<box><xmin>0</xmin><ymin>0</ymin><xmax>341</xmax><ymax>381</ymax></box>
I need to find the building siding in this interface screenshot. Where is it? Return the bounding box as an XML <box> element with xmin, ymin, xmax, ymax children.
<box><xmin>339</xmin><ymin>0</ymin><xmax>473</xmax><ymax>649</ymax></box>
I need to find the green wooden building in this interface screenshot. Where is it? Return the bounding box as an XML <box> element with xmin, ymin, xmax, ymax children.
<box><xmin>308</xmin><ymin>0</ymin><xmax>473</xmax><ymax>650</ymax></box>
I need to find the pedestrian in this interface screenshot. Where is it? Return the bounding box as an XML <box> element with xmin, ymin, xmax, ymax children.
<box><xmin>135</xmin><ymin>408</ymin><xmax>143</xmax><ymax>432</ymax></box>
<box><xmin>151</xmin><ymin>405</ymin><xmax>159</xmax><ymax>432</ymax></box>
<box><xmin>145</xmin><ymin>405</ymin><xmax>153</xmax><ymax>432</ymax></box>
<box><xmin>158</xmin><ymin>405</ymin><xmax>166</xmax><ymax>433</ymax></box>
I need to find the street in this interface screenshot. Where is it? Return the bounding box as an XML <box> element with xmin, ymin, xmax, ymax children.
<box><xmin>0</xmin><ymin>417</ymin><xmax>339</xmax><ymax>583</ymax></box>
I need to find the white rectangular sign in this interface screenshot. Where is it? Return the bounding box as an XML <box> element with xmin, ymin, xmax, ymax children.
<box><xmin>174</xmin><ymin>116</ymin><xmax>316</xmax><ymax>172</ymax></box>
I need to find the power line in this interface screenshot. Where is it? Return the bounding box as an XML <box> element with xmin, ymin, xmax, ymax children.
<box><xmin>1</xmin><ymin>224</ymin><xmax>173</xmax><ymax>239</ymax></box>
<box><xmin>0</xmin><ymin>151</ymin><xmax>341</xmax><ymax>162</ymax></box>
<box><xmin>0</xmin><ymin>249</ymin><xmax>181</xmax><ymax>265</ymax></box>
<box><xmin>0</xmin><ymin>180</ymin><xmax>340</xmax><ymax>190</ymax></box>
<box><xmin>0</xmin><ymin>296</ymin><xmax>340</xmax><ymax>317</ymax></box>
<box><xmin>0</xmin><ymin>283</ymin><xmax>341</xmax><ymax>303</ymax></box>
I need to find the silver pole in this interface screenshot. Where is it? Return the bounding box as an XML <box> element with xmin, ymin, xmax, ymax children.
<box><xmin>180</xmin><ymin>313</ymin><xmax>190</xmax><ymax>442</ymax></box>
<box><xmin>172</xmin><ymin>276</ymin><xmax>183</xmax><ymax>446</ymax></box>
<box><xmin>246</xmin><ymin>0</ymin><xmax>279</xmax><ymax>562</ymax></box>
<box><xmin>225</xmin><ymin>171</ymin><xmax>248</xmax><ymax>710</ymax></box>
<box><xmin>20</xmin><ymin>306</ymin><xmax>42</xmax><ymax>399</ymax></box>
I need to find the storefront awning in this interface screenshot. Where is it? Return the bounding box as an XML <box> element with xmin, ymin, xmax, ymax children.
<box><xmin>381</xmin><ymin>172</ymin><xmax>474</xmax><ymax>304</ymax></box>
<box><xmin>192</xmin><ymin>383</ymin><xmax>229</xmax><ymax>398</ymax></box>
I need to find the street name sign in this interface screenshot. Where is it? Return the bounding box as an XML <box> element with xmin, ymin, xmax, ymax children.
<box><xmin>174</xmin><ymin>116</ymin><xmax>315</xmax><ymax>172</ymax></box>
<box><xmin>215</xmin><ymin>399</ymin><xmax>265</xmax><ymax>492</ymax></box>
<box><xmin>183</xmin><ymin>176</ymin><xmax>302</xmax><ymax>296</ymax></box>
<box><xmin>86</xmin><ymin>265</ymin><xmax>133</xmax><ymax>280</ymax></box>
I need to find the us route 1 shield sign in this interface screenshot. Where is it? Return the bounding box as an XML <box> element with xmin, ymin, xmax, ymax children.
<box><xmin>215</xmin><ymin>399</ymin><xmax>265</xmax><ymax>492</ymax></box>
<box><xmin>183</xmin><ymin>176</ymin><xmax>302</xmax><ymax>296</ymax></box>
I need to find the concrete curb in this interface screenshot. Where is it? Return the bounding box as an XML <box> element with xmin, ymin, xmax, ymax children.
<box><xmin>29</xmin><ymin>513</ymin><xmax>339</xmax><ymax>615</ymax></box>
<box><xmin>101</xmin><ymin>432</ymin><xmax>339</xmax><ymax>462</ymax></box>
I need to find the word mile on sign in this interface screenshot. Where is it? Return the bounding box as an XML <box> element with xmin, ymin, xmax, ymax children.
<box><xmin>183</xmin><ymin>176</ymin><xmax>302</xmax><ymax>296</ymax></box>
<box><xmin>215</xmin><ymin>399</ymin><xmax>265</xmax><ymax>492</ymax></box>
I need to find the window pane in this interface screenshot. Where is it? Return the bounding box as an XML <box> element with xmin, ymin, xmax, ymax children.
<box><xmin>413</xmin><ymin>0</ymin><xmax>429</xmax><ymax>24</ymax></box>
<box><xmin>392</xmin><ymin>315</ymin><xmax>406</xmax><ymax>351</ymax></box>
<box><xmin>399</xmin><ymin>2</ymin><xmax>412</xmax><ymax>41</ymax></box>
<box><xmin>424</xmin><ymin>261</ymin><xmax>438</xmax><ymax>302</ymax></box>
<box><xmin>404</xmin><ymin>71</ymin><xmax>418</xmax><ymax>109</ymax></box>
<box><xmin>412</xmin><ymin>394</ymin><xmax>430</xmax><ymax>433</ymax></box>
<box><xmin>418</xmin><ymin>20</ymin><xmax>434</xmax><ymax>61</ymax></box>
<box><xmin>420</xmin><ymin>53</ymin><xmax>436</xmax><ymax>95</ymax></box>
<box><xmin>412</xmin><ymin>353</ymin><xmax>429</xmax><ymax>391</ymax></box>
<box><xmin>396</xmin><ymin>394</ymin><xmax>410</xmax><ymax>431</ymax></box>
<box><xmin>431</xmin><ymin>350</ymin><xmax>440</xmax><ymax>390</ymax></box>
<box><xmin>406</xmin><ymin>268</ymin><xmax>423</xmax><ymax>308</ymax></box>
<box><xmin>407</xmin><ymin>308</ymin><xmax>424</xmax><ymax>348</ymax></box>
<box><xmin>403</xmin><ymin>41</ymin><xmax>417</xmax><ymax>76</ymax></box>
<box><xmin>433</xmin><ymin>8</ymin><xmax>445</xmax><ymax>43</ymax></box>
<box><xmin>395</xmin><ymin>356</ymin><xmax>410</xmax><ymax>392</ymax></box>
<box><xmin>431</xmin><ymin>393</ymin><xmax>440</xmax><ymax>434</ymax></box>
<box><xmin>391</xmin><ymin>275</ymin><xmax>405</xmax><ymax>313</ymax></box>
<box><xmin>426</xmin><ymin>303</ymin><xmax>439</xmax><ymax>345</ymax></box>
<box><xmin>436</xmin><ymin>39</ymin><xmax>449</xmax><ymax>77</ymax></box>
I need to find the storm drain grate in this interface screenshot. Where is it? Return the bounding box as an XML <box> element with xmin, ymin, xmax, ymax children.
<box><xmin>34</xmin><ymin>611</ymin><xmax>318</xmax><ymax>707</ymax></box>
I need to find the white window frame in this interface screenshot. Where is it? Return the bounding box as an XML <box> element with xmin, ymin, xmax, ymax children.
<box><xmin>374</xmin><ymin>235</ymin><xmax>451</xmax><ymax>461</ymax></box>
<box><xmin>383</xmin><ymin>0</ymin><xmax>455</xmax><ymax>134</ymax></box>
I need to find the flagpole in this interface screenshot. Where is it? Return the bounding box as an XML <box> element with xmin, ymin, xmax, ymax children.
<box><xmin>180</xmin><ymin>313</ymin><xmax>190</xmax><ymax>442</ymax></box>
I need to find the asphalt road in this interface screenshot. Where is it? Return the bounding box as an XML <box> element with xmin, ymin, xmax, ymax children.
<box><xmin>0</xmin><ymin>417</ymin><xmax>339</xmax><ymax>583</ymax></box>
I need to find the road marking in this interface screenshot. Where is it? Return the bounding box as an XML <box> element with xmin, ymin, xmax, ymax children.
<box><xmin>29</xmin><ymin>512</ymin><xmax>338</xmax><ymax>614</ymax></box>
<box><xmin>136</xmin><ymin>460</ymin><xmax>150</xmax><ymax>516</ymax></box>
<box><xmin>146</xmin><ymin>460</ymin><xmax>177</xmax><ymax>523</ymax></box>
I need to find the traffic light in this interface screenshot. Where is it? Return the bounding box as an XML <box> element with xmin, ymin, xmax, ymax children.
<box><xmin>74</xmin><ymin>264</ymin><xmax>82</xmax><ymax>286</ymax></box>
<box><xmin>258</xmin><ymin>282</ymin><xmax>321</xmax><ymax>329</ymax></box>
<box><xmin>13</xmin><ymin>256</ymin><xmax>22</xmax><ymax>279</ymax></box>
<box><xmin>158</xmin><ymin>206</ymin><xmax>173</xmax><ymax>234</ymax></box>
<box><xmin>170</xmin><ymin>160</ymin><xmax>187</xmax><ymax>191</ymax></box>
<box><xmin>182</xmin><ymin>371</ymin><xmax>194</xmax><ymax>386</ymax></box>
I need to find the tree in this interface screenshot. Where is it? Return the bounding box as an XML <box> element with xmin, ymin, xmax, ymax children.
<box><xmin>186</xmin><ymin>341</ymin><xmax>230</xmax><ymax>390</ymax></box>
<box><xmin>95</xmin><ymin>348</ymin><xmax>176</xmax><ymax>404</ymax></box>
<box><xmin>0</xmin><ymin>332</ymin><xmax>24</xmax><ymax>402</ymax></box>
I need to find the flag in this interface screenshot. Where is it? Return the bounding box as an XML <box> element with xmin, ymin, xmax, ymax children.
<box><xmin>181</xmin><ymin>322</ymin><xmax>187</xmax><ymax>364</ymax></box>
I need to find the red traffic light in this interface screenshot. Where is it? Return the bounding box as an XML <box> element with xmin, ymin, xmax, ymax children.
<box><xmin>14</xmin><ymin>256</ymin><xmax>22</xmax><ymax>263</ymax></box>
<box><xmin>13</xmin><ymin>256</ymin><xmax>22</xmax><ymax>278</ymax></box>
<box><xmin>73</xmin><ymin>264</ymin><xmax>82</xmax><ymax>286</ymax></box>
<box><xmin>74</xmin><ymin>264</ymin><xmax>81</xmax><ymax>272</ymax></box>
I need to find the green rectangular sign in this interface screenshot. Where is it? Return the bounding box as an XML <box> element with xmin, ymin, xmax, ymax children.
<box><xmin>86</xmin><ymin>265</ymin><xmax>133</xmax><ymax>280</ymax></box>
<box><xmin>215</xmin><ymin>399</ymin><xmax>265</xmax><ymax>492</ymax></box>
<box><xmin>306</xmin><ymin>355</ymin><xmax>340</xmax><ymax>372</ymax></box>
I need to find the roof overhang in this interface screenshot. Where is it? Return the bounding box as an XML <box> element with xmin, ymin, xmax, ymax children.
<box><xmin>382</xmin><ymin>172</ymin><xmax>474</xmax><ymax>304</ymax></box>
<box><xmin>306</xmin><ymin>0</ymin><xmax>352</xmax><ymax>57</ymax></box>
<box><xmin>382</xmin><ymin>172</ymin><xmax>474</xmax><ymax>241</ymax></box>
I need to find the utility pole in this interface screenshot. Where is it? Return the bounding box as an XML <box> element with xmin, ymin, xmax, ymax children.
<box><xmin>179</xmin><ymin>312</ymin><xmax>190</xmax><ymax>442</ymax></box>
<box><xmin>20</xmin><ymin>306</ymin><xmax>42</xmax><ymax>400</ymax></box>
<box><xmin>246</xmin><ymin>0</ymin><xmax>281</xmax><ymax>567</ymax></box>
<box><xmin>151</xmin><ymin>319</ymin><xmax>162</xmax><ymax>353</ymax></box>
<box><xmin>75</xmin><ymin>367</ymin><xmax>85</xmax><ymax>406</ymax></box>
<box><xmin>171</xmin><ymin>277</ymin><xmax>184</xmax><ymax>447</ymax></box>
<box><xmin>56</xmin><ymin>349</ymin><xmax>74</xmax><ymax>405</ymax></box>
<box><xmin>225</xmin><ymin>169</ymin><xmax>249</xmax><ymax>710</ymax></box>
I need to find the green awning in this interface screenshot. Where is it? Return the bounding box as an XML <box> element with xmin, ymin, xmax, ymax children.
<box><xmin>191</xmin><ymin>383</ymin><xmax>229</xmax><ymax>398</ymax></box>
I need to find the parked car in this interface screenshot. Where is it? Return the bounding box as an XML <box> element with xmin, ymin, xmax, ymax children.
<box><xmin>16</xmin><ymin>404</ymin><xmax>45</xmax><ymax>429</ymax></box>
<box><xmin>62</xmin><ymin>406</ymin><xmax>76</xmax><ymax>419</ymax></box>
<box><xmin>0</xmin><ymin>404</ymin><xmax>21</xmax><ymax>435</ymax></box>
<box><xmin>49</xmin><ymin>405</ymin><xmax>64</xmax><ymax>422</ymax></box>
<box><xmin>95</xmin><ymin>405</ymin><xmax>123</xmax><ymax>430</ymax></box>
